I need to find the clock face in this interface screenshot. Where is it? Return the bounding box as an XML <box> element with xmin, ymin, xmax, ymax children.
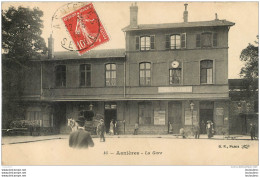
<box><xmin>171</xmin><ymin>61</ymin><xmax>179</xmax><ymax>68</ymax></box>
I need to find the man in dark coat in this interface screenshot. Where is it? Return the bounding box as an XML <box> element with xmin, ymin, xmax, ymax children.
<box><xmin>69</xmin><ymin>116</ymin><xmax>94</xmax><ymax>149</ymax></box>
<box><xmin>97</xmin><ymin>119</ymin><xmax>106</xmax><ymax>142</ymax></box>
<box><xmin>250</xmin><ymin>123</ymin><xmax>256</xmax><ymax>140</ymax></box>
<box><xmin>194</xmin><ymin>124</ymin><xmax>200</xmax><ymax>139</ymax></box>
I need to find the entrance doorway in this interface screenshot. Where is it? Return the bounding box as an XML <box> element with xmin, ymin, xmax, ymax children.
<box><xmin>53</xmin><ymin>103</ymin><xmax>66</xmax><ymax>133</ymax></box>
<box><xmin>199</xmin><ymin>102</ymin><xmax>214</xmax><ymax>134</ymax></box>
<box><xmin>168</xmin><ymin>102</ymin><xmax>182</xmax><ymax>134</ymax></box>
<box><xmin>104</xmin><ymin>102</ymin><xmax>117</xmax><ymax>133</ymax></box>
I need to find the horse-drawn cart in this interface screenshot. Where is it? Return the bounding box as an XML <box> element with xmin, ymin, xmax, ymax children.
<box><xmin>68</xmin><ymin>111</ymin><xmax>104</xmax><ymax>135</ymax></box>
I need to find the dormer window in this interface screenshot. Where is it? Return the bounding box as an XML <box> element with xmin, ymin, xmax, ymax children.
<box><xmin>136</xmin><ymin>35</ymin><xmax>155</xmax><ymax>51</ymax></box>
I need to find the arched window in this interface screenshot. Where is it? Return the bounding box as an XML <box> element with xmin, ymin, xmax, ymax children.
<box><xmin>200</xmin><ymin>60</ymin><xmax>213</xmax><ymax>84</ymax></box>
<box><xmin>80</xmin><ymin>64</ymin><xmax>91</xmax><ymax>87</ymax></box>
<box><xmin>105</xmin><ymin>63</ymin><xmax>116</xmax><ymax>86</ymax></box>
<box><xmin>55</xmin><ymin>65</ymin><xmax>66</xmax><ymax>87</ymax></box>
<box><xmin>139</xmin><ymin>62</ymin><xmax>151</xmax><ymax>86</ymax></box>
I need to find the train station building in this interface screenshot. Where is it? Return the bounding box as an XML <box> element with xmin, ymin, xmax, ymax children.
<box><xmin>21</xmin><ymin>4</ymin><xmax>235</xmax><ymax>135</ymax></box>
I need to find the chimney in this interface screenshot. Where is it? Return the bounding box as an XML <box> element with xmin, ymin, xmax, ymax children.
<box><xmin>48</xmin><ymin>34</ymin><xmax>54</xmax><ymax>59</ymax></box>
<box><xmin>183</xmin><ymin>3</ymin><xmax>188</xmax><ymax>22</ymax></box>
<box><xmin>130</xmin><ymin>3</ymin><xmax>138</xmax><ymax>28</ymax></box>
<box><xmin>215</xmin><ymin>13</ymin><xmax>219</xmax><ymax>20</ymax></box>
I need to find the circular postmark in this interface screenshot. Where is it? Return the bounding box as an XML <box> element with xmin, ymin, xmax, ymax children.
<box><xmin>51</xmin><ymin>2</ymin><xmax>108</xmax><ymax>55</ymax></box>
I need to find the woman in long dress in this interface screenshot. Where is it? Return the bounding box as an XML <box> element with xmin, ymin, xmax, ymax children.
<box><xmin>206</xmin><ymin>121</ymin><xmax>213</xmax><ymax>138</ymax></box>
<box><xmin>109</xmin><ymin>120</ymin><xmax>114</xmax><ymax>135</ymax></box>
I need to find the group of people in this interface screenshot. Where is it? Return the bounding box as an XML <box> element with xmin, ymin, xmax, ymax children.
<box><xmin>178</xmin><ymin>120</ymin><xmax>215</xmax><ymax>139</ymax></box>
<box><xmin>108</xmin><ymin>119</ymin><xmax>119</xmax><ymax>135</ymax></box>
<box><xmin>69</xmin><ymin>117</ymin><xmax>121</xmax><ymax>148</ymax></box>
<box><xmin>69</xmin><ymin>116</ymin><xmax>257</xmax><ymax>149</ymax></box>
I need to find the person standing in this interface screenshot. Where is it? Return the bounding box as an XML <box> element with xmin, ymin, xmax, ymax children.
<box><xmin>169</xmin><ymin>121</ymin><xmax>173</xmax><ymax>134</ymax></box>
<box><xmin>250</xmin><ymin>123</ymin><xmax>256</xmax><ymax>140</ymax></box>
<box><xmin>69</xmin><ymin>116</ymin><xmax>94</xmax><ymax>149</ymax></box>
<box><xmin>98</xmin><ymin>119</ymin><xmax>106</xmax><ymax>142</ymax></box>
<box><xmin>194</xmin><ymin>124</ymin><xmax>200</xmax><ymax>139</ymax></box>
<box><xmin>201</xmin><ymin>120</ymin><xmax>206</xmax><ymax>134</ymax></box>
<box><xmin>180</xmin><ymin>128</ymin><xmax>186</xmax><ymax>139</ymax></box>
<box><xmin>206</xmin><ymin>120</ymin><xmax>213</xmax><ymax>139</ymax></box>
<box><xmin>134</xmin><ymin>122</ymin><xmax>139</xmax><ymax>135</ymax></box>
<box><xmin>114</xmin><ymin>120</ymin><xmax>118</xmax><ymax>135</ymax></box>
<box><xmin>109</xmin><ymin>120</ymin><xmax>114</xmax><ymax>135</ymax></box>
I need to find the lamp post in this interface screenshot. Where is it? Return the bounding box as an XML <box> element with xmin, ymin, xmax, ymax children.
<box><xmin>190</xmin><ymin>101</ymin><xmax>195</xmax><ymax>135</ymax></box>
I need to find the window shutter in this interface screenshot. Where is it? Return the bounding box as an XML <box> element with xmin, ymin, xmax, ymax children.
<box><xmin>213</xmin><ymin>33</ymin><xmax>217</xmax><ymax>47</ymax></box>
<box><xmin>196</xmin><ymin>34</ymin><xmax>201</xmax><ymax>48</ymax></box>
<box><xmin>200</xmin><ymin>69</ymin><xmax>207</xmax><ymax>84</ymax></box>
<box><xmin>181</xmin><ymin>33</ymin><xmax>186</xmax><ymax>48</ymax></box>
<box><xmin>150</xmin><ymin>35</ymin><xmax>155</xmax><ymax>50</ymax></box>
<box><xmin>165</xmin><ymin>35</ymin><xmax>170</xmax><ymax>50</ymax></box>
<box><xmin>136</xmin><ymin>36</ymin><xmax>140</xmax><ymax>50</ymax></box>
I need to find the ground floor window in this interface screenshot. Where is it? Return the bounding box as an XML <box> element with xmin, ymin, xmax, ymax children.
<box><xmin>138</xmin><ymin>102</ymin><xmax>152</xmax><ymax>125</ymax></box>
<box><xmin>26</xmin><ymin>111</ymin><xmax>42</xmax><ymax>126</ymax></box>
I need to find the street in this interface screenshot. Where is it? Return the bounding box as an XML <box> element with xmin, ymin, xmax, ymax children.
<box><xmin>2</xmin><ymin>136</ymin><xmax>258</xmax><ymax>165</ymax></box>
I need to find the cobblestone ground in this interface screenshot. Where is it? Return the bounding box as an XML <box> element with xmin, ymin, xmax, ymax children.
<box><xmin>2</xmin><ymin>137</ymin><xmax>258</xmax><ymax>165</ymax></box>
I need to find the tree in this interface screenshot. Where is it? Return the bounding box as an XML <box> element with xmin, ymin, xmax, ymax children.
<box><xmin>239</xmin><ymin>36</ymin><xmax>258</xmax><ymax>103</ymax></box>
<box><xmin>2</xmin><ymin>6</ymin><xmax>47</xmax><ymax>128</ymax></box>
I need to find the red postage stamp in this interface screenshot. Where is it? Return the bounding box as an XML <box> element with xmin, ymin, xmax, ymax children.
<box><xmin>62</xmin><ymin>3</ymin><xmax>109</xmax><ymax>55</ymax></box>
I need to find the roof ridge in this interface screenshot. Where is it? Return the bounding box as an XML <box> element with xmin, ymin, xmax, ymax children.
<box><xmin>122</xmin><ymin>19</ymin><xmax>235</xmax><ymax>31</ymax></box>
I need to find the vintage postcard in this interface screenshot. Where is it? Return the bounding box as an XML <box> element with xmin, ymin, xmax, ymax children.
<box><xmin>1</xmin><ymin>1</ymin><xmax>258</xmax><ymax>167</ymax></box>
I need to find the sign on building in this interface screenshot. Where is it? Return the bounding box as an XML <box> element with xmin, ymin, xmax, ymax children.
<box><xmin>154</xmin><ymin>110</ymin><xmax>166</xmax><ymax>125</ymax></box>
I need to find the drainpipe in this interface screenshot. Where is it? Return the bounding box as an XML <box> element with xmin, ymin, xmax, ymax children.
<box><xmin>124</xmin><ymin>56</ymin><xmax>126</xmax><ymax>98</ymax></box>
<box><xmin>40</xmin><ymin>62</ymin><xmax>43</xmax><ymax>100</ymax></box>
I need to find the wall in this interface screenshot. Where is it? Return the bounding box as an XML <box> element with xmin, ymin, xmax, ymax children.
<box><xmin>124</xmin><ymin>26</ymin><xmax>229</xmax><ymax>100</ymax></box>
<box><xmin>38</xmin><ymin>58</ymin><xmax>126</xmax><ymax>100</ymax></box>
<box><xmin>24</xmin><ymin>62</ymin><xmax>41</xmax><ymax>95</ymax></box>
<box><xmin>213</xmin><ymin>101</ymin><xmax>229</xmax><ymax>135</ymax></box>
<box><xmin>126</xmin><ymin>26</ymin><xmax>229</xmax><ymax>51</ymax></box>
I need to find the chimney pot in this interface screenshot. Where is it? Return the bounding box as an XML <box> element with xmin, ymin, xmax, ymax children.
<box><xmin>130</xmin><ymin>3</ymin><xmax>138</xmax><ymax>28</ymax></box>
<box><xmin>215</xmin><ymin>13</ymin><xmax>218</xmax><ymax>20</ymax></box>
<box><xmin>183</xmin><ymin>3</ymin><xmax>188</xmax><ymax>22</ymax></box>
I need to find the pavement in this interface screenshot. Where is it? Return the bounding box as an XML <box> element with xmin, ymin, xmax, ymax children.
<box><xmin>1</xmin><ymin>133</ymin><xmax>255</xmax><ymax>145</ymax></box>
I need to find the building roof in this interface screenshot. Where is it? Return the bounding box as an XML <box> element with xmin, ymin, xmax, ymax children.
<box><xmin>40</xmin><ymin>49</ymin><xmax>125</xmax><ymax>61</ymax></box>
<box><xmin>229</xmin><ymin>79</ymin><xmax>249</xmax><ymax>90</ymax></box>
<box><xmin>122</xmin><ymin>20</ymin><xmax>235</xmax><ymax>32</ymax></box>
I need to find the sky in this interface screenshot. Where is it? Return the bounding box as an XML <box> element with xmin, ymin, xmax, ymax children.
<box><xmin>2</xmin><ymin>1</ymin><xmax>259</xmax><ymax>79</ymax></box>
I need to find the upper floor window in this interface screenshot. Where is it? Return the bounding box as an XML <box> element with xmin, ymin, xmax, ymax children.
<box><xmin>169</xmin><ymin>68</ymin><xmax>182</xmax><ymax>84</ymax></box>
<box><xmin>55</xmin><ymin>65</ymin><xmax>66</xmax><ymax>87</ymax></box>
<box><xmin>166</xmin><ymin>33</ymin><xmax>186</xmax><ymax>50</ymax></box>
<box><xmin>196</xmin><ymin>32</ymin><xmax>217</xmax><ymax>48</ymax></box>
<box><xmin>80</xmin><ymin>64</ymin><xmax>91</xmax><ymax>87</ymax></box>
<box><xmin>200</xmin><ymin>60</ymin><xmax>213</xmax><ymax>84</ymax></box>
<box><xmin>105</xmin><ymin>63</ymin><xmax>116</xmax><ymax>86</ymax></box>
<box><xmin>140</xmin><ymin>62</ymin><xmax>151</xmax><ymax>86</ymax></box>
<box><xmin>136</xmin><ymin>36</ymin><xmax>155</xmax><ymax>51</ymax></box>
